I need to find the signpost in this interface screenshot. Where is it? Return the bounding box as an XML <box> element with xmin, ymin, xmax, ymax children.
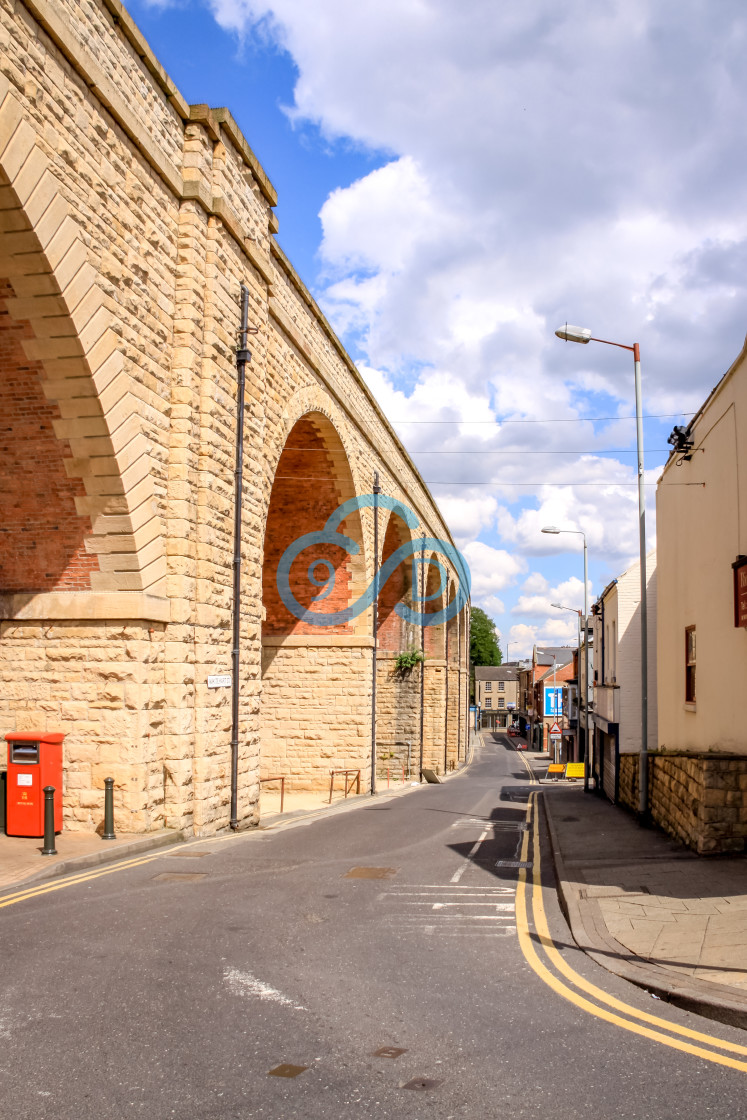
<box><xmin>549</xmin><ymin>720</ymin><xmax>562</xmax><ymax>765</ymax></box>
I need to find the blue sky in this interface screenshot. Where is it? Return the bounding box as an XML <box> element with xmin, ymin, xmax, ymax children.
<box><xmin>131</xmin><ymin>0</ymin><xmax>747</xmax><ymax>657</ymax></box>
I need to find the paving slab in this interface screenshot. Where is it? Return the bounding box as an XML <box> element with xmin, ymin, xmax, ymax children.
<box><xmin>541</xmin><ymin>784</ymin><xmax>747</xmax><ymax>1030</ymax></box>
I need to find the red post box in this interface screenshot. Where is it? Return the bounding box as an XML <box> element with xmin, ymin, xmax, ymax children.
<box><xmin>5</xmin><ymin>733</ymin><xmax>64</xmax><ymax>838</ymax></box>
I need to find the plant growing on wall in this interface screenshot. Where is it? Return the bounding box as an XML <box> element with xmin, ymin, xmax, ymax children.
<box><xmin>394</xmin><ymin>648</ymin><xmax>426</xmax><ymax>674</ymax></box>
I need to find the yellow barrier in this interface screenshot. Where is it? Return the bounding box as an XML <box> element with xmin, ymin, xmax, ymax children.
<box><xmin>564</xmin><ymin>762</ymin><xmax>585</xmax><ymax>779</ymax></box>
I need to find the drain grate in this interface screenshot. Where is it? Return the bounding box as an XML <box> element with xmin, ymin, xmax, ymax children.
<box><xmin>344</xmin><ymin>867</ymin><xmax>398</xmax><ymax>879</ymax></box>
<box><xmin>495</xmin><ymin>860</ymin><xmax>533</xmax><ymax>869</ymax></box>
<box><xmin>152</xmin><ymin>872</ymin><xmax>207</xmax><ymax>882</ymax></box>
<box><xmin>373</xmin><ymin>1046</ymin><xmax>407</xmax><ymax>1059</ymax></box>
<box><xmin>402</xmin><ymin>1078</ymin><xmax>443</xmax><ymax>1091</ymax></box>
<box><xmin>268</xmin><ymin>1064</ymin><xmax>308</xmax><ymax>1079</ymax></box>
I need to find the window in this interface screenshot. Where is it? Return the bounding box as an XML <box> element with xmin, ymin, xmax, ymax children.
<box><xmin>498</xmin><ymin>697</ymin><xmax>505</xmax><ymax>708</ymax></box>
<box><xmin>498</xmin><ymin>681</ymin><xmax>505</xmax><ymax>691</ymax></box>
<box><xmin>484</xmin><ymin>681</ymin><xmax>492</xmax><ymax>691</ymax></box>
<box><xmin>685</xmin><ymin>626</ymin><xmax>696</xmax><ymax>703</ymax></box>
<box><xmin>484</xmin><ymin>697</ymin><xmax>492</xmax><ymax>708</ymax></box>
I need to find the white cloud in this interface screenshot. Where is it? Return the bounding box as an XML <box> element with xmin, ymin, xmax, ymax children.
<box><xmin>512</xmin><ymin>575</ymin><xmax>586</xmax><ymax>617</ymax></box>
<box><xmin>461</xmin><ymin>541</ymin><xmax>525</xmax><ymax>601</ymax></box>
<box><xmin>198</xmin><ymin>0</ymin><xmax>744</xmax><ymax>626</ymax></box>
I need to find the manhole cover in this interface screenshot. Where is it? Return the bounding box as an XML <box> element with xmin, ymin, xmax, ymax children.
<box><xmin>343</xmin><ymin>867</ymin><xmax>398</xmax><ymax>879</ymax></box>
<box><xmin>373</xmin><ymin>1046</ymin><xmax>408</xmax><ymax>1059</ymax></box>
<box><xmin>402</xmin><ymin>1078</ymin><xmax>443</xmax><ymax>1091</ymax></box>
<box><xmin>268</xmin><ymin>1064</ymin><xmax>308</xmax><ymax>1079</ymax></box>
<box><xmin>152</xmin><ymin>872</ymin><xmax>207</xmax><ymax>882</ymax></box>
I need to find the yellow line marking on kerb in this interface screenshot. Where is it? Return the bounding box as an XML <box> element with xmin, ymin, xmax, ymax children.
<box><xmin>515</xmin><ymin>794</ymin><xmax>747</xmax><ymax>1072</ymax></box>
<box><xmin>0</xmin><ymin>829</ymin><xmax>264</xmax><ymax>910</ymax></box>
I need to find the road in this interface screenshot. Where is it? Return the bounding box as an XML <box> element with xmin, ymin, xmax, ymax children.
<box><xmin>1</xmin><ymin>733</ymin><xmax>746</xmax><ymax>1119</ymax></box>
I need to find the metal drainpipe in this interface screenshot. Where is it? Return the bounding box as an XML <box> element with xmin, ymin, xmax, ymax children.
<box><xmin>370</xmin><ymin>471</ymin><xmax>381</xmax><ymax>796</ymax></box>
<box><xmin>230</xmin><ymin>285</ymin><xmax>252</xmax><ymax>830</ymax></box>
<box><xmin>419</xmin><ymin>533</ymin><xmax>425</xmax><ymax>777</ymax></box>
<box><xmin>443</xmin><ymin>613</ymin><xmax>449</xmax><ymax>775</ymax></box>
<box><xmin>457</xmin><ymin>619</ymin><xmax>461</xmax><ymax>761</ymax></box>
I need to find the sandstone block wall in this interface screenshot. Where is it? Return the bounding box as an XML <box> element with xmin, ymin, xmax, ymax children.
<box><xmin>618</xmin><ymin>752</ymin><xmax>747</xmax><ymax>854</ymax></box>
<box><xmin>0</xmin><ymin>0</ymin><xmax>470</xmax><ymax>834</ymax></box>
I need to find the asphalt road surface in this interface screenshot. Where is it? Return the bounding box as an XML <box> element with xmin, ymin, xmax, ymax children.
<box><xmin>1</xmin><ymin>733</ymin><xmax>746</xmax><ymax>1119</ymax></box>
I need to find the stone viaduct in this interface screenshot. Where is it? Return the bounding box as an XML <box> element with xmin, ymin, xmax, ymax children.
<box><xmin>0</xmin><ymin>0</ymin><xmax>470</xmax><ymax>834</ymax></box>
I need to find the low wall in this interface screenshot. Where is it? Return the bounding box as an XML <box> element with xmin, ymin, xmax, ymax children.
<box><xmin>619</xmin><ymin>752</ymin><xmax>747</xmax><ymax>854</ymax></box>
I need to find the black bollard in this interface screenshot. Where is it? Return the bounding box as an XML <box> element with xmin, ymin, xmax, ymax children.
<box><xmin>102</xmin><ymin>777</ymin><xmax>116</xmax><ymax>840</ymax></box>
<box><xmin>41</xmin><ymin>786</ymin><xmax>57</xmax><ymax>856</ymax></box>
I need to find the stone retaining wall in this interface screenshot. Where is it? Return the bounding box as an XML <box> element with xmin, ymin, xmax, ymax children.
<box><xmin>618</xmin><ymin>752</ymin><xmax>747</xmax><ymax>854</ymax></box>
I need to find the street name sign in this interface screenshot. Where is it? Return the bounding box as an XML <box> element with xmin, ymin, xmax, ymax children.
<box><xmin>207</xmin><ymin>674</ymin><xmax>232</xmax><ymax>689</ymax></box>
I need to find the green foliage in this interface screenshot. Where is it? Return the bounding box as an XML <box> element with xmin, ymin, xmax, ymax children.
<box><xmin>470</xmin><ymin>607</ymin><xmax>502</xmax><ymax>667</ymax></box>
<box><xmin>394</xmin><ymin>648</ymin><xmax>426</xmax><ymax>674</ymax></box>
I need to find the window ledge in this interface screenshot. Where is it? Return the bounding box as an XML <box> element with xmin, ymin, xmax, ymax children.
<box><xmin>684</xmin><ymin>702</ymin><xmax>697</xmax><ymax>712</ymax></box>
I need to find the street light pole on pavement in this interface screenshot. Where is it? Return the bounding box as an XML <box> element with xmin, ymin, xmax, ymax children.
<box><xmin>555</xmin><ymin>324</ymin><xmax>648</xmax><ymax>818</ymax></box>
<box><xmin>542</xmin><ymin>525</ymin><xmax>590</xmax><ymax>791</ymax></box>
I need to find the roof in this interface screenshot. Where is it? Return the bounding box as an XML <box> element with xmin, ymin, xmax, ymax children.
<box><xmin>534</xmin><ymin>646</ymin><xmax>574</xmax><ymax>667</ymax></box>
<box><xmin>474</xmin><ymin>665</ymin><xmax>519</xmax><ymax>681</ymax></box>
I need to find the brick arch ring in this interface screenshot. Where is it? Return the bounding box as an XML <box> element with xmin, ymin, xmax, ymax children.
<box><xmin>0</xmin><ymin>77</ymin><xmax>166</xmax><ymax>621</ymax></box>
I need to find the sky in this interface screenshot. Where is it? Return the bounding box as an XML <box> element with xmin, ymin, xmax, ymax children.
<box><xmin>132</xmin><ymin>0</ymin><xmax>747</xmax><ymax>658</ymax></box>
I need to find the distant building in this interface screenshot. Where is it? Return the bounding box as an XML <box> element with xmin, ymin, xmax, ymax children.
<box><xmin>474</xmin><ymin>664</ymin><xmax>520</xmax><ymax>730</ymax></box>
<box><xmin>591</xmin><ymin>551</ymin><xmax>657</xmax><ymax>803</ymax></box>
<box><xmin>516</xmin><ymin>647</ymin><xmax>574</xmax><ymax>752</ymax></box>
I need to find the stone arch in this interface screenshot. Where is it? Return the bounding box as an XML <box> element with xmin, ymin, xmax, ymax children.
<box><xmin>0</xmin><ymin>79</ymin><xmax>166</xmax><ymax>616</ymax></box>
<box><xmin>422</xmin><ymin>550</ymin><xmax>446</xmax><ymax>660</ymax></box>
<box><xmin>261</xmin><ymin>409</ymin><xmax>367</xmax><ymax>638</ymax></box>
<box><xmin>259</xmin><ymin>407</ymin><xmax>372</xmax><ymax>804</ymax></box>
<box><xmin>377</xmin><ymin>505</ymin><xmax>418</xmax><ymax>655</ymax></box>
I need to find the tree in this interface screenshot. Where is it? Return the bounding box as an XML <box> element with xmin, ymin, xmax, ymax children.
<box><xmin>470</xmin><ymin>606</ymin><xmax>502</xmax><ymax>667</ymax></box>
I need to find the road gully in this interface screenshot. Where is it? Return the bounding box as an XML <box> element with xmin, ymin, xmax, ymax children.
<box><xmin>1</xmin><ymin>733</ymin><xmax>745</xmax><ymax>1119</ymax></box>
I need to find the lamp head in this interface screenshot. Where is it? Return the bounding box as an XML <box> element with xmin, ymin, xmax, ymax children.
<box><xmin>551</xmin><ymin>603</ymin><xmax>562</xmax><ymax>609</ymax></box>
<box><xmin>542</xmin><ymin>526</ymin><xmax>560</xmax><ymax>534</ymax></box>
<box><xmin>555</xmin><ymin>324</ymin><xmax>592</xmax><ymax>344</ymax></box>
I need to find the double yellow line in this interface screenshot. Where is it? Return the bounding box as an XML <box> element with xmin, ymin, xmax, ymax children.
<box><xmin>515</xmin><ymin>784</ymin><xmax>747</xmax><ymax>1072</ymax></box>
<box><xmin>0</xmin><ymin>832</ymin><xmax>241</xmax><ymax>911</ymax></box>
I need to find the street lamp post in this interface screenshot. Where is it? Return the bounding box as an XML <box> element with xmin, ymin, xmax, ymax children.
<box><xmin>542</xmin><ymin>526</ymin><xmax>590</xmax><ymax>791</ymax></box>
<box><xmin>555</xmin><ymin>324</ymin><xmax>648</xmax><ymax>818</ymax></box>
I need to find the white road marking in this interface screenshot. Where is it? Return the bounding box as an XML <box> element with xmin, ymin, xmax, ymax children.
<box><xmin>450</xmin><ymin>825</ymin><xmax>490</xmax><ymax>883</ymax></box>
<box><xmin>431</xmin><ymin>901</ymin><xmax>514</xmax><ymax>910</ymax></box>
<box><xmin>223</xmin><ymin>968</ymin><xmax>308</xmax><ymax>1011</ymax></box>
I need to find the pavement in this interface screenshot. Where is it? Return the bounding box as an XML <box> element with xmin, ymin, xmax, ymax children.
<box><xmin>539</xmin><ymin>780</ymin><xmax>747</xmax><ymax>1029</ymax></box>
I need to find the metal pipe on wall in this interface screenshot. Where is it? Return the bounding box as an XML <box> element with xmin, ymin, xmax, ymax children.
<box><xmin>230</xmin><ymin>285</ymin><xmax>251</xmax><ymax>830</ymax></box>
<box><xmin>419</xmin><ymin>533</ymin><xmax>425</xmax><ymax>777</ymax></box>
<box><xmin>444</xmin><ymin>610</ymin><xmax>449</xmax><ymax>775</ymax></box>
<box><xmin>370</xmin><ymin>471</ymin><xmax>381</xmax><ymax>796</ymax></box>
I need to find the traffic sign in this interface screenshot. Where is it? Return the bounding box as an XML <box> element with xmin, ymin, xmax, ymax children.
<box><xmin>549</xmin><ymin>721</ymin><xmax>562</xmax><ymax>736</ymax></box>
